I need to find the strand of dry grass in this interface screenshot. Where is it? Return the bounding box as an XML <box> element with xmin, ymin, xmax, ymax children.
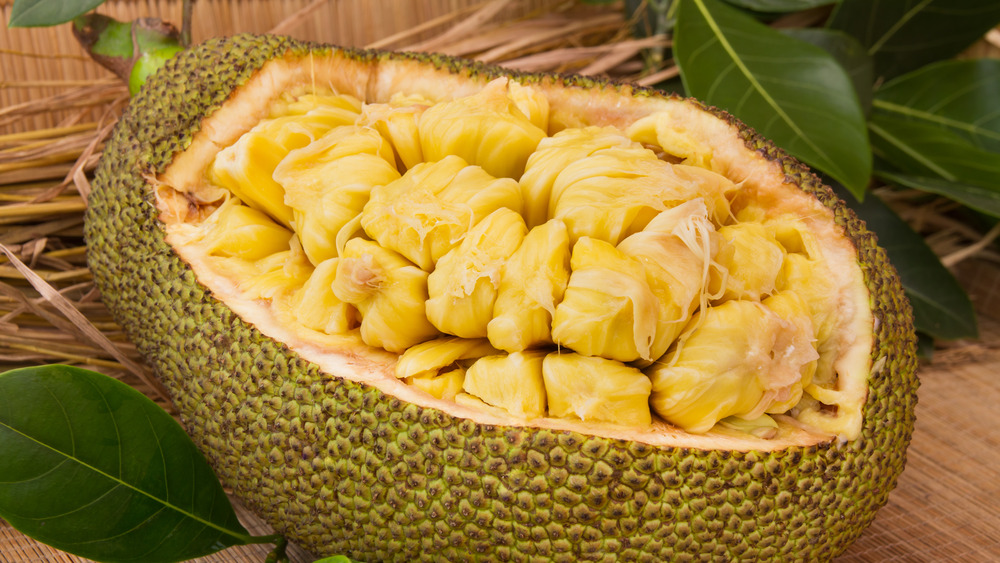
<box><xmin>0</xmin><ymin>81</ymin><xmax>128</xmax><ymax>134</ymax></box>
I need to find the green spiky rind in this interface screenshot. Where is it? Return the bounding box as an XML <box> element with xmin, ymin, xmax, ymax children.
<box><xmin>85</xmin><ymin>34</ymin><xmax>918</xmax><ymax>561</ymax></box>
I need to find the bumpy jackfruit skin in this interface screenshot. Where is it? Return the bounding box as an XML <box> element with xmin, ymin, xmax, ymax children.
<box><xmin>85</xmin><ymin>34</ymin><xmax>918</xmax><ymax>561</ymax></box>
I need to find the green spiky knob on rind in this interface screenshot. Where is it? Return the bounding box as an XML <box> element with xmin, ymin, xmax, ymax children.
<box><xmin>84</xmin><ymin>34</ymin><xmax>918</xmax><ymax>561</ymax></box>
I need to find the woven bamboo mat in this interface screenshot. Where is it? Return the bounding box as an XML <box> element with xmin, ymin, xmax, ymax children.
<box><xmin>2</xmin><ymin>312</ymin><xmax>998</xmax><ymax>562</ymax></box>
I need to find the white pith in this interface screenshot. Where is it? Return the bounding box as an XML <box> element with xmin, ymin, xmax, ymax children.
<box><xmin>155</xmin><ymin>51</ymin><xmax>873</xmax><ymax>452</ymax></box>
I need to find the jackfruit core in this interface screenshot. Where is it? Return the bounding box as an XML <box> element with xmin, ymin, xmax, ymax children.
<box><xmin>156</xmin><ymin>59</ymin><xmax>873</xmax><ymax>450</ymax></box>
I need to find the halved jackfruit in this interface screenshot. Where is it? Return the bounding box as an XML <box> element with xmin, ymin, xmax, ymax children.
<box><xmin>87</xmin><ymin>35</ymin><xmax>917</xmax><ymax>562</ymax></box>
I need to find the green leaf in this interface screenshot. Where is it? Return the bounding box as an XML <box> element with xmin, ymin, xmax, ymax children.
<box><xmin>868</xmin><ymin>111</ymin><xmax>1000</xmax><ymax>189</ymax></box>
<box><xmin>8</xmin><ymin>0</ymin><xmax>107</xmax><ymax>27</ymax></box>
<box><xmin>674</xmin><ymin>0</ymin><xmax>871</xmax><ymax>198</ymax></box>
<box><xmin>916</xmin><ymin>331</ymin><xmax>936</xmax><ymax>359</ymax></box>
<box><xmin>875</xmin><ymin>171</ymin><xmax>1000</xmax><ymax>218</ymax></box>
<box><xmin>722</xmin><ymin>0</ymin><xmax>834</xmax><ymax>13</ymax></box>
<box><xmin>873</xmin><ymin>59</ymin><xmax>1000</xmax><ymax>153</ymax></box>
<box><xmin>780</xmin><ymin>28</ymin><xmax>874</xmax><ymax>115</ymax></box>
<box><xmin>827</xmin><ymin>0</ymin><xmax>1000</xmax><ymax>80</ymax></box>
<box><xmin>312</xmin><ymin>557</ymin><xmax>358</xmax><ymax>563</ymax></box>
<box><xmin>0</xmin><ymin>365</ymin><xmax>259</xmax><ymax>563</ymax></box>
<box><xmin>836</xmin><ymin>186</ymin><xmax>978</xmax><ymax>340</ymax></box>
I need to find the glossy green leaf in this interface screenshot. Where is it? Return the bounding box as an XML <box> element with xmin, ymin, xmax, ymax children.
<box><xmin>723</xmin><ymin>0</ymin><xmax>834</xmax><ymax>13</ymax></box>
<box><xmin>835</xmin><ymin>186</ymin><xmax>978</xmax><ymax>340</ymax></box>
<box><xmin>674</xmin><ymin>0</ymin><xmax>871</xmax><ymax>198</ymax></box>
<box><xmin>0</xmin><ymin>365</ymin><xmax>259</xmax><ymax>563</ymax></box>
<box><xmin>875</xmin><ymin>171</ymin><xmax>1000</xmax><ymax>218</ymax></box>
<box><xmin>868</xmin><ymin>111</ymin><xmax>1000</xmax><ymax>189</ymax></box>
<box><xmin>827</xmin><ymin>0</ymin><xmax>1000</xmax><ymax>80</ymax></box>
<box><xmin>312</xmin><ymin>557</ymin><xmax>357</xmax><ymax>563</ymax></box>
<box><xmin>916</xmin><ymin>332</ymin><xmax>936</xmax><ymax>359</ymax></box>
<box><xmin>780</xmin><ymin>28</ymin><xmax>874</xmax><ymax>115</ymax></box>
<box><xmin>8</xmin><ymin>0</ymin><xmax>106</xmax><ymax>27</ymax></box>
<box><xmin>873</xmin><ymin>59</ymin><xmax>1000</xmax><ymax>153</ymax></box>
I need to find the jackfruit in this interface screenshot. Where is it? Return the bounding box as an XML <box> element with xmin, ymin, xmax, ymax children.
<box><xmin>519</xmin><ymin>126</ymin><xmax>635</xmax><ymax>227</ymax></box>
<box><xmin>462</xmin><ymin>349</ymin><xmax>548</xmax><ymax>420</ymax></box>
<box><xmin>197</xmin><ymin>198</ymin><xmax>293</xmax><ymax>260</ymax></box>
<box><xmin>542</xmin><ymin>352</ymin><xmax>652</xmax><ymax>428</ymax></box>
<box><xmin>331</xmin><ymin>238</ymin><xmax>437</xmax><ymax>353</ymax></box>
<box><xmin>288</xmin><ymin>257</ymin><xmax>358</xmax><ymax>336</ymax></box>
<box><xmin>273</xmin><ymin>125</ymin><xmax>400</xmax><ymax>265</ymax></box>
<box><xmin>419</xmin><ymin>77</ymin><xmax>547</xmax><ymax>179</ymax></box>
<box><xmin>395</xmin><ymin>337</ymin><xmax>498</xmax><ymax>401</ymax></box>
<box><xmin>486</xmin><ymin>218</ymin><xmax>571</xmax><ymax>352</ymax></box>
<box><xmin>425</xmin><ymin>207</ymin><xmax>527</xmax><ymax>338</ymax></box>
<box><xmin>356</xmin><ymin>92</ymin><xmax>432</xmax><ymax>170</ymax></box>
<box><xmin>709</xmin><ymin>221</ymin><xmax>787</xmax><ymax>302</ymax></box>
<box><xmin>86</xmin><ymin>34</ymin><xmax>918</xmax><ymax>562</ymax></box>
<box><xmin>550</xmin><ymin>236</ymin><xmax>661</xmax><ymax>363</ymax></box>
<box><xmin>208</xmin><ymin>97</ymin><xmax>360</xmax><ymax>227</ymax></box>
<box><xmin>360</xmin><ymin>155</ymin><xmax>523</xmax><ymax>271</ymax></box>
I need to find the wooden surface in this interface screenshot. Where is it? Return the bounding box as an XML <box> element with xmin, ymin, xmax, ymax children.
<box><xmin>2</xmin><ymin>314</ymin><xmax>997</xmax><ymax>562</ymax></box>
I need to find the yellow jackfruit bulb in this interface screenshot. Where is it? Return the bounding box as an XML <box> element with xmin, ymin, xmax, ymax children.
<box><xmin>763</xmin><ymin>213</ymin><xmax>839</xmax><ymax>385</ymax></box>
<box><xmin>778</xmin><ymin>252</ymin><xmax>839</xmax><ymax>394</ymax></box>
<box><xmin>289</xmin><ymin>257</ymin><xmax>359</xmax><ymax>335</ymax></box>
<box><xmin>274</xmin><ymin>126</ymin><xmax>400</xmax><ymax>265</ymax></box>
<box><xmin>550</xmin><ymin>237</ymin><xmax>660</xmax><ymax>363</ymax></box>
<box><xmin>463</xmin><ymin>350</ymin><xmax>548</xmax><ymax>420</ymax></box>
<box><xmin>231</xmin><ymin>237</ymin><xmax>315</xmax><ymax>301</ymax></box>
<box><xmin>718</xmin><ymin>414</ymin><xmax>780</xmax><ymax>440</ymax></box>
<box><xmin>708</xmin><ymin>222</ymin><xmax>786</xmax><ymax>302</ymax></box>
<box><xmin>209</xmin><ymin>110</ymin><xmax>356</xmax><ymax>227</ymax></box>
<box><xmin>519</xmin><ymin>126</ymin><xmax>637</xmax><ymax>228</ymax></box>
<box><xmin>647</xmin><ymin>300</ymin><xmax>813</xmax><ymax>433</ymax></box>
<box><xmin>761</xmin><ymin>291</ymin><xmax>819</xmax><ymax>413</ymax></box>
<box><xmin>506</xmin><ymin>81</ymin><xmax>550</xmax><ymax>134</ymax></box>
<box><xmin>269</xmin><ymin>92</ymin><xmax>363</xmax><ymax>119</ymax></box>
<box><xmin>549</xmin><ymin>146</ymin><xmax>734</xmax><ymax>247</ymax></box>
<box><xmin>626</xmin><ymin>111</ymin><xmax>715</xmax><ymax>170</ymax></box>
<box><xmin>358</xmin><ymin>92</ymin><xmax>434</xmax><ymax>170</ymax></box>
<box><xmin>395</xmin><ymin>337</ymin><xmax>499</xmax><ymax>379</ymax></box>
<box><xmin>396</xmin><ymin>336</ymin><xmax>499</xmax><ymax>401</ymax></box>
<box><xmin>426</xmin><ymin>208</ymin><xmax>528</xmax><ymax>338</ymax></box>
<box><xmin>419</xmin><ymin>77</ymin><xmax>546</xmax><ymax>179</ymax></box>
<box><xmin>669</xmin><ymin>164</ymin><xmax>739</xmax><ymax>225</ymax></box>
<box><xmin>361</xmin><ymin>155</ymin><xmax>523</xmax><ymax>271</ymax></box>
<box><xmin>332</xmin><ymin>238</ymin><xmax>438</xmax><ymax>353</ymax></box>
<box><xmin>542</xmin><ymin>352</ymin><xmax>652</xmax><ymax>428</ymax></box>
<box><xmin>200</xmin><ymin>199</ymin><xmax>293</xmax><ymax>260</ymax></box>
<box><xmin>764</xmin><ymin>215</ymin><xmax>825</xmax><ymax>258</ymax></box>
<box><xmin>617</xmin><ymin>200</ymin><xmax>719</xmax><ymax>362</ymax></box>
<box><xmin>406</xmin><ymin>368</ymin><xmax>466</xmax><ymax>401</ymax></box>
<box><xmin>487</xmin><ymin>219</ymin><xmax>571</xmax><ymax>353</ymax></box>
